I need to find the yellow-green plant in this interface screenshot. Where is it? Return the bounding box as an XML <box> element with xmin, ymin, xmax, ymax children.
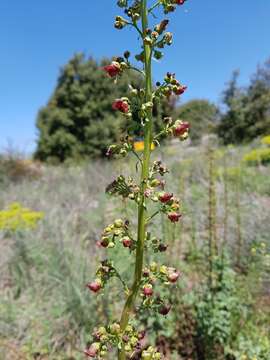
<box><xmin>243</xmin><ymin>148</ymin><xmax>270</xmax><ymax>165</ymax></box>
<box><xmin>84</xmin><ymin>1</ymin><xmax>190</xmax><ymax>359</ymax></box>
<box><xmin>0</xmin><ymin>202</ymin><xmax>44</xmax><ymax>232</ymax></box>
<box><xmin>261</xmin><ymin>134</ymin><xmax>270</xmax><ymax>146</ymax></box>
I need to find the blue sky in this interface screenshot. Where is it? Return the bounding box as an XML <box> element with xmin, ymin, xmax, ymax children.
<box><xmin>0</xmin><ymin>0</ymin><xmax>269</xmax><ymax>152</ymax></box>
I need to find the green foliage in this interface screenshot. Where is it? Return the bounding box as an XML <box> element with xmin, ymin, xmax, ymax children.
<box><xmin>1</xmin><ymin>143</ymin><xmax>270</xmax><ymax>358</ymax></box>
<box><xmin>174</xmin><ymin>99</ymin><xmax>219</xmax><ymax>143</ymax></box>
<box><xmin>218</xmin><ymin>60</ymin><xmax>270</xmax><ymax>144</ymax></box>
<box><xmin>195</xmin><ymin>255</ymin><xmax>242</xmax><ymax>359</ymax></box>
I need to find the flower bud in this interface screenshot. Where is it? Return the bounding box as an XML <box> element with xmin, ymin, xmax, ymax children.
<box><xmin>117</xmin><ymin>0</ymin><xmax>127</xmax><ymax>7</ymax></box>
<box><xmin>168</xmin><ymin>212</ymin><xmax>182</xmax><ymax>223</ymax></box>
<box><xmin>159</xmin><ymin>265</ymin><xmax>168</xmax><ymax>275</ymax></box>
<box><xmin>109</xmin><ymin>322</ymin><xmax>121</xmax><ymax>334</ymax></box>
<box><xmin>124</xmin><ymin>50</ymin><xmax>130</xmax><ymax>59</ymax></box>
<box><xmin>154</xmin><ymin>19</ymin><xmax>169</xmax><ymax>34</ymax></box>
<box><xmin>174</xmin><ymin>0</ymin><xmax>185</xmax><ymax>5</ymax></box>
<box><xmin>114</xmin><ymin>219</ymin><xmax>124</xmax><ymax>228</ymax></box>
<box><xmin>150</xmin><ymin>179</ymin><xmax>160</xmax><ymax>187</ymax></box>
<box><xmin>173</xmin><ymin>121</ymin><xmax>190</xmax><ymax>137</ymax></box>
<box><xmin>112</xmin><ymin>99</ymin><xmax>130</xmax><ymax>113</ymax></box>
<box><xmin>150</xmin><ymin>262</ymin><xmax>158</xmax><ymax>272</ymax></box>
<box><xmin>158</xmin><ymin>304</ymin><xmax>171</xmax><ymax>316</ymax></box>
<box><xmin>87</xmin><ymin>279</ymin><xmax>102</xmax><ymax>293</ymax></box>
<box><xmin>100</xmin><ymin>237</ymin><xmax>109</xmax><ymax>247</ymax></box>
<box><xmin>114</xmin><ymin>16</ymin><xmax>128</xmax><ymax>29</ymax></box>
<box><xmin>143</xmin><ymin>284</ymin><xmax>153</xmax><ymax>296</ymax></box>
<box><xmin>122</xmin><ymin>237</ymin><xmax>132</xmax><ymax>248</ymax></box>
<box><xmin>164</xmin><ymin>32</ymin><xmax>173</xmax><ymax>45</ymax></box>
<box><xmin>174</xmin><ymin>85</ymin><xmax>187</xmax><ymax>95</ymax></box>
<box><xmin>158</xmin><ymin>192</ymin><xmax>173</xmax><ymax>203</ymax></box>
<box><xmin>154</xmin><ymin>50</ymin><xmax>163</xmax><ymax>60</ymax></box>
<box><xmin>158</xmin><ymin>244</ymin><xmax>168</xmax><ymax>252</ymax></box>
<box><xmin>142</xmin><ymin>350</ymin><xmax>152</xmax><ymax>360</ymax></box>
<box><xmin>84</xmin><ymin>343</ymin><xmax>100</xmax><ymax>358</ymax></box>
<box><xmin>103</xmin><ymin>62</ymin><xmax>121</xmax><ymax>78</ymax></box>
<box><xmin>167</xmin><ymin>270</ymin><xmax>180</xmax><ymax>283</ymax></box>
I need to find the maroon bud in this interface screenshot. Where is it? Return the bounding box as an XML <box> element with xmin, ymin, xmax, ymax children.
<box><xmin>103</xmin><ymin>62</ymin><xmax>121</xmax><ymax>77</ymax></box>
<box><xmin>143</xmin><ymin>269</ymin><xmax>150</xmax><ymax>277</ymax></box>
<box><xmin>167</xmin><ymin>271</ymin><xmax>180</xmax><ymax>283</ymax></box>
<box><xmin>122</xmin><ymin>237</ymin><xmax>132</xmax><ymax>248</ymax></box>
<box><xmin>100</xmin><ymin>238</ymin><xmax>109</xmax><ymax>248</ymax></box>
<box><xmin>84</xmin><ymin>343</ymin><xmax>100</xmax><ymax>357</ymax></box>
<box><xmin>86</xmin><ymin>280</ymin><xmax>102</xmax><ymax>293</ymax></box>
<box><xmin>173</xmin><ymin>121</ymin><xmax>190</xmax><ymax>137</ymax></box>
<box><xmin>158</xmin><ymin>192</ymin><xmax>173</xmax><ymax>203</ymax></box>
<box><xmin>175</xmin><ymin>84</ymin><xmax>187</xmax><ymax>95</ymax></box>
<box><xmin>158</xmin><ymin>305</ymin><xmax>171</xmax><ymax>316</ymax></box>
<box><xmin>158</xmin><ymin>244</ymin><xmax>168</xmax><ymax>252</ymax></box>
<box><xmin>143</xmin><ymin>284</ymin><xmax>153</xmax><ymax>296</ymax></box>
<box><xmin>112</xmin><ymin>99</ymin><xmax>130</xmax><ymax>113</ymax></box>
<box><xmin>168</xmin><ymin>212</ymin><xmax>182</xmax><ymax>223</ymax></box>
<box><xmin>175</xmin><ymin>0</ymin><xmax>185</xmax><ymax>5</ymax></box>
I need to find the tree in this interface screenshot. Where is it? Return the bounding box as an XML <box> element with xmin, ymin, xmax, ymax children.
<box><xmin>174</xmin><ymin>99</ymin><xmax>219</xmax><ymax>143</ymax></box>
<box><xmin>35</xmin><ymin>54</ymin><xmax>169</xmax><ymax>163</ymax></box>
<box><xmin>218</xmin><ymin>61</ymin><xmax>270</xmax><ymax>144</ymax></box>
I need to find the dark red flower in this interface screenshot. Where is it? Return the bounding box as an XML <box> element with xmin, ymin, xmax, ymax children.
<box><xmin>167</xmin><ymin>270</ymin><xmax>180</xmax><ymax>283</ymax></box>
<box><xmin>173</xmin><ymin>122</ymin><xmax>190</xmax><ymax>137</ymax></box>
<box><xmin>86</xmin><ymin>280</ymin><xmax>102</xmax><ymax>293</ymax></box>
<box><xmin>174</xmin><ymin>85</ymin><xmax>187</xmax><ymax>95</ymax></box>
<box><xmin>158</xmin><ymin>192</ymin><xmax>173</xmax><ymax>203</ymax></box>
<box><xmin>158</xmin><ymin>304</ymin><xmax>171</xmax><ymax>316</ymax></box>
<box><xmin>143</xmin><ymin>284</ymin><xmax>153</xmax><ymax>296</ymax></box>
<box><xmin>112</xmin><ymin>99</ymin><xmax>129</xmax><ymax>113</ymax></box>
<box><xmin>168</xmin><ymin>212</ymin><xmax>182</xmax><ymax>223</ymax></box>
<box><xmin>158</xmin><ymin>244</ymin><xmax>168</xmax><ymax>252</ymax></box>
<box><xmin>122</xmin><ymin>237</ymin><xmax>132</xmax><ymax>248</ymax></box>
<box><xmin>175</xmin><ymin>0</ymin><xmax>185</xmax><ymax>5</ymax></box>
<box><xmin>84</xmin><ymin>343</ymin><xmax>99</xmax><ymax>358</ymax></box>
<box><xmin>103</xmin><ymin>62</ymin><xmax>121</xmax><ymax>77</ymax></box>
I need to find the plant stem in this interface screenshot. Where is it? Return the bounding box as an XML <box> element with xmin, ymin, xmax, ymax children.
<box><xmin>118</xmin><ymin>1</ymin><xmax>152</xmax><ymax>359</ymax></box>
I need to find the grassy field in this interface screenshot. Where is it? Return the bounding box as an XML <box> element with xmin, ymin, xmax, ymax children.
<box><xmin>0</xmin><ymin>139</ymin><xmax>269</xmax><ymax>360</ymax></box>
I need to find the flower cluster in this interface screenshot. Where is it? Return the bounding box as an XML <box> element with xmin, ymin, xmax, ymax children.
<box><xmin>96</xmin><ymin>219</ymin><xmax>135</xmax><ymax>251</ymax></box>
<box><xmin>106</xmin><ymin>175</ymin><xmax>142</xmax><ymax>203</ymax></box>
<box><xmin>155</xmin><ymin>72</ymin><xmax>187</xmax><ymax>101</ymax></box>
<box><xmin>85</xmin><ymin>323</ymin><xmax>149</xmax><ymax>359</ymax></box>
<box><xmin>140</xmin><ymin>262</ymin><xmax>181</xmax><ymax>305</ymax></box>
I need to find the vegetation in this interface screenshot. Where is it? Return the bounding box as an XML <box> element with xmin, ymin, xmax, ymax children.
<box><xmin>218</xmin><ymin>60</ymin><xmax>270</xmax><ymax>144</ymax></box>
<box><xmin>0</xmin><ymin>140</ymin><xmax>269</xmax><ymax>359</ymax></box>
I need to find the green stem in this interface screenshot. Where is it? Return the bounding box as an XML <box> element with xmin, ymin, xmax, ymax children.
<box><xmin>118</xmin><ymin>1</ymin><xmax>153</xmax><ymax>359</ymax></box>
<box><xmin>148</xmin><ymin>1</ymin><xmax>160</xmax><ymax>14</ymax></box>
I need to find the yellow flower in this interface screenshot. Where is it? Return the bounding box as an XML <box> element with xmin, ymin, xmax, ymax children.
<box><xmin>0</xmin><ymin>203</ymin><xmax>44</xmax><ymax>232</ymax></box>
<box><xmin>134</xmin><ymin>141</ymin><xmax>155</xmax><ymax>152</ymax></box>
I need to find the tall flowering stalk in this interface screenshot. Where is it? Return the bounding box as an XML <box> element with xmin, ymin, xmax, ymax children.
<box><xmin>85</xmin><ymin>1</ymin><xmax>189</xmax><ymax>359</ymax></box>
